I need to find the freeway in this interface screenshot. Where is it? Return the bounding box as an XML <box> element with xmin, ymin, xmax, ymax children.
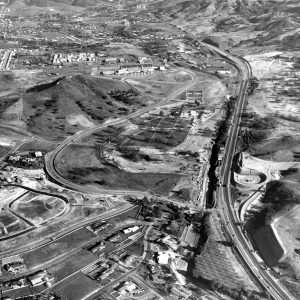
<box><xmin>45</xmin><ymin>71</ymin><xmax>197</xmax><ymax>195</ymax></box>
<box><xmin>201</xmin><ymin>43</ymin><xmax>294</xmax><ymax>300</ymax></box>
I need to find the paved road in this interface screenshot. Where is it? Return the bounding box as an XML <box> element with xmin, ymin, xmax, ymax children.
<box><xmin>201</xmin><ymin>42</ymin><xmax>294</xmax><ymax>300</ymax></box>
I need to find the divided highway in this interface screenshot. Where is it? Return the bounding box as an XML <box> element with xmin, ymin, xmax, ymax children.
<box><xmin>201</xmin><ymin>42</ymin><xmax>294</xmax><ymax>300</ymax></box>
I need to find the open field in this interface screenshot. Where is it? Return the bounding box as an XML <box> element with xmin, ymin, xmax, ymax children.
<box><xmin>273</xmin><ymin>204</ymin><xmax>300</xmax><ymax>278</ymax></box>
<box><xmin>47</xmin><ymin>249</ymin><xmax>96</xmax><ymax>282</ymax></box>
<box><xmin>0</xmin><ymin>211</ymin><xmax>29</xmax><ymax>236</ymax></box>
<box><xmin>53</xmin><ymin>102</ymin><xmax>204</xmax><ymax>197</ymax></box>
<box><xmin>10</xmin><ymin>192</ymin><xmax>66</xmax><ymax>225</ymax></box>
<box><xmin>17</xmin><ymin>139</ymin><xmax>58</xmax><ymax>153</ymax></box>
<box><xmin>0</xmin><ymin>212</ymin><xmax>17</xmax><ymax>228</ymax></box>
<box><xmin>54</xmin><ymin>272</ymin><xmax>99</xmax><ymax>300</ymax></box>
<box><xmin>249</xmin><ymin>225</ymin><xmax>284</xmax><ymax>267</ymax></box>
<box><xmin>23</xmin><ymin>227</ymin><xmax>95</xmax><ymax>268</ymax></box>
<box><xmin>0</xmin><ymin>145</ymin><xmax>10</xmax><ymax>158</ymax></box>
<box><xmin>1</xmin><ymin>74</ymin><xmax>157</xmax><ymax>141</ymax></box>
<box><xmin>20</xmin><ymin>75</ymin><xmax>150</xmax><ymax>141</ymax></box>
<box><xmin>144</xmin><ymin>69</ymin><xmax>193</xmax><ymax>82</ymax></box>
<box><xmin>18</xmin><ymin>206</ymin><xmax>137</xmax><ymax>270</ymax></box>
<box><xmin>57</xmin><ymin>156</ymin><xmax>185</xmax><ymax>195</ymax></box>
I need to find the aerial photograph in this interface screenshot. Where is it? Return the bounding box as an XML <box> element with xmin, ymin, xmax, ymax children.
<box><xmin>0</xmin><ymin>0</ymin><xmax>299</xmax><ymax>299</ymax></box>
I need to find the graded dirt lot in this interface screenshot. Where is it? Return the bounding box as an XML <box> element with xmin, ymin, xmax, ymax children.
<box><xmin>10</xmin><ymin>192</ymin><xmax>66</xmax><ymax>225</ymax></box>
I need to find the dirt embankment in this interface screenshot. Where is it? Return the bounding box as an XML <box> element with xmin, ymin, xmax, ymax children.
<box><xmin>246</xmin><ymin>180</ymin><xmax>300</xmax><ymax>268</ymax></box>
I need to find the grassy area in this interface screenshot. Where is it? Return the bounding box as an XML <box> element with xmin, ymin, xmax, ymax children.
<box><xmin>12</xmin><ymin>195</ymin><xmax>65</xmax><ymax>224</ymax></box>
<box><xmin>18</xmin><ymin>75</ymin><xmax>150</xmax><ymax>141</ymax></box>
<box><xmin>0</xmin><ymin>145</ymin><xmax>11</xmax><ymax>158</ymax></box>
<box><xmin>0</xmin><ymin>212</ymin><xmax>18</xmax><ymax>227</ymax></box>
<box><xmin>54</xmin><ymin>272</ymin><xmax>99</xmax><ymax>300</ymax></box>
<box><xmin>48</xmin><ymin>249</ymin><xmax>96</xmax><ymax>282</ymax></box>
<box><xmin>250</xmin><ymin>225</ymin><xmax>284</xmax><ymax>267</ymax></box>
<box><xmin>17</xmin><ymin>139</ymin><xmax>57</xmax><ymax>153</ymax></box>
<box><xmin>55</xmin><ymin>107</ymin><xmax>192</xmax><ymax>195</ymax></box>
<box><xmin>23</xmin><ymin>228</ymin><xmax>95</xmax><ymax>268</ymax></box>
<box><xmin>63</xmin><ymin>164</ymin><xmax>183</xmax><ymax>195</ymax></box>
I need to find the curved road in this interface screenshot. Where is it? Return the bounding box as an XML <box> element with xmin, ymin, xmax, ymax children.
<box><xmin>45</xmin><ymin>72</ymin><xmax>197</xmax><ymax>195</ymax></box>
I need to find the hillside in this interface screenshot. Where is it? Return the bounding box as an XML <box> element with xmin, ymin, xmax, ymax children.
<box><xmin>1</xmin><ymin>75</ymin><xmax>145</xmax><ymax>141</ymax></box>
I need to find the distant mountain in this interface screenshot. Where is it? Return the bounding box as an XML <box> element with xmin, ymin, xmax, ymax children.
<box><xmin>146</xmin><ymin>0</ymin><xmax>300</xmax><ymax>50</ymax></box>
<box><xmin>13</xmin><ymin>0</ymin><xmax>101</xmax><ymax>7</ymax></box>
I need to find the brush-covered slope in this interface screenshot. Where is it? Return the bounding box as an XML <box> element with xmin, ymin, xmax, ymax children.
<box><xmin>2</xmin><ymin>75</ymin><xmax>143</xmax><ymax>141</ymax></box>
